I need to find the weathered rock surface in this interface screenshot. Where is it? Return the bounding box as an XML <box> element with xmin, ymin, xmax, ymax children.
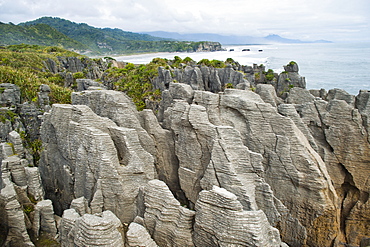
<box><xmin>143</xmin><ymin>179</ymin><xmax>195</xmax><ymax>247</ymax></box>
<box><xmin>0</xmin><ymin>173</ymin><xmax>34</xmax><ymax>246</ymax></box>
<box><xmin>71</xmin><ymin>89</ymin><xmax>156</xmax><ymax>156</ymax></box>
<box><xmin>297</xmin><ymin>95</ymin><xmax>370</xmax><ymax>245</ymax></box>
<box><xmin>39</xmin><ymin>103</ymin><xmax>157</xmax><ymax>222</ymax></box>
<box><xmin>256</xmin><ymin>84</ymin><xmax>283</xmax><ymax>107</ymax></box>
<box><xmin>24</xmin><ymin>167</ymin><xmax>44</xmax><ymax>201</ymax></box>
<box><xmin>127</xmin><ymin>222</ymin><xmax>158</xmax><ymax>247</ymax></box>
<box><xmin>59</xmin><ymin>209</ymin><xmax>124</xmax><ymax>247</ymax></box>
<box><xmin>276</xmin><ymin>63</ymin><xmax>306</xmax><ymax>95</ymax></box>
<box><xmin>193</xmin><ymin>186</ymin><xmax>282</xmax><ymax>247</ymax></box>
<box><xmin>154</xmin><ymin>65</ymin><xmax>250</xmax><ymax>93</ymax></box>
<box><xmin>160</xmin><ymin>84</ymin><xmax>339</xmax><ymax>246</ymax></box>
<box><xmin>0</xmin><ymin>83</ymin><xmax>21</xmax><ymax>106</ymax></box>
<box><xmin>32</xmin><ymin>199</ymin><xmax>57</xmax><ymax>238</ymax></box>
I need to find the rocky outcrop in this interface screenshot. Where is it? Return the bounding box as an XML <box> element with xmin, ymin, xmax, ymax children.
<box><xmin>160</xmin><ymin>84</ymin><xmax>339</xmax><ymax>246</ymax></box>
<box><xmin>154</xmin><ymin>65</ymin><xmax>250</xmax><ymax>93</ymax></box>
<box><xmin>127</xmin><ymin>222</ymin><xmax>158</xmax><ymax>247</ymax></box>
<box><xmin>193</xmin><ymin>186</ymin><xmax>282</xmax><ymax>247</ymax></box>
<box><xmin>142</xmin><ymin>179</ymin><xmax>195</xmax><ymax>247</ymax></box>
<box><xmin>2</xmin><ymin>57</ymin><xmax>369</xmax><ymax>247</ymax></box>
<box><xmin>39</xmin><ymin>103</ymin><xmax>157</xmax><ymax>222</ymax></box>
<box><xmin>195</xmin><ymin>41</ymin><xmax>224</xmax><ymax>52</ymax></box>
<box><xmin>59</xmin><ymin>209</ymin><xmax>125</xmax><ymax>247</ymax></box>
<box><xmin>0</xmin><ymin>83</ymin><xmax>21</xmax><ymax>107</ymax></box>
<box><xmin>32</xmin><ymin>199</ymin><xmax>57</xmax><ymax>238</ymax></box>
<box><xmin>276</xmin><ymin>62</ymin><xmax>306</xmax><ymax>95</ymax></box>
<box><xmin>296</xmin><ymin>94</ymin><xmax>370</xmax><ymax>245</ymax></box>
<box><xmin>0</xmin><ymin>175</ymin><xmax>34</xmax><ymax>246</ymax></box>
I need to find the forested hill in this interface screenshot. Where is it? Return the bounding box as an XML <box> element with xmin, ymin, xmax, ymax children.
<box><xmin>0</xmin><ymin>17</ymin><xmax>223</xmax><ymax>55</ymax></box>
<box><xmin>0</xmin><ymin>22</ymin><xmax>88</xmax><ymax>50</ymax></box>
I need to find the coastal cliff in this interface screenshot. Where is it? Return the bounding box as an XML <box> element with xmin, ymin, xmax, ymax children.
<box><xmin>0</xmin><ymin>50</ymin><xmax>369</xmax><ymax>246</ymax></box>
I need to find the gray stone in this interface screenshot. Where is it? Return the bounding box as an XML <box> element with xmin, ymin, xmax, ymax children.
<box><xmin>143</xmin><ymin>179</ymin><xmax>195</xmax><ymax>247</ymax></box>
<box><xmin>39</xmin><ymin>104</ymin><xmax>156</xmax><ymax>222</ymax></box>
<box><xmin>59</xmin><ymin>209</ymin><xmax>80</xmax><ymax>247</ymax></box>
<box><xmin>127</xmin><ymin>222</ymin><xmax>158</xmax><ymax>247</ymax></box>
<box><xmin>76</xmin><ymin>79</ymin><xmax>106</xmax><ymax>91</ymax></box>
<box><xmin>139</xmin><ymin>109</ymin><xmax>181</xmax><ymax>195</ymax></box>
<box><xmin>72</xmin><ymin>89</ymin><xmax>156</xmax><ymax>156</ymax></box>
<box><xmin>33</xmin><ymin>199</ymin><xmax>57</xmax><ymax>237</ymax></box>
<box><xmin>0</xmin><ymin>176</ymin><xmax>34</xmax><ymax>246</ymax></box>
<box><xmin>24</xmin><ymin>167</ymin><xmax>44</xmax><ymax>201</ymax></box>
<box><xmin>2</xmin><ymin>156</ymin><xmax>27</xmax><ymax>187</ymax></box>
<box><xmin>256</xmin><ymin>84</ymin><xmax>283</xmax><ymax>107</ymax></box>
<box><xmin>193</xmin><ymin>186</ymin><xmax>282</xmax><ymax>247</ymax></box>
<box><xmin>286</xmin><ymin>87</ymin><xmax>315</xmax><ymax>104</ymax></box>
<box><xmin>8</xmin><ymin>130</ymin><xmax>24</xmax><ymax>157</ymax></box>
<box><xmin>70</xmin><ymin>196</ymin><xmax>91</xmax><ymax>216</ymax></box>
<box><xmin>327</xmin><ymin>88</ymin><xmax>355</xmax><ymax>106</ymax></box>
<box><xmin>63</xmin><ymin>210</ymin><xmax>125</xmax><ymax>247</ymax></box>
<box><xmin>0</xmin><ymin>83</ymin><xmax>21</xmax><ymax>106</ymax></box>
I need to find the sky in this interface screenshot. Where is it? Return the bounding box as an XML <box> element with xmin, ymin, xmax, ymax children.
<box><xmin>0</xmin><ymin>0</ymin><xmax>369</xmax><ymax>42</ymax></box>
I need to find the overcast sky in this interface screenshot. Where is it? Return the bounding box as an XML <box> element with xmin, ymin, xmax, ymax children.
<box><xmin>0</xmin><ymin>0</ymin><xmax>369</xmax><ymax>42</ymax></box>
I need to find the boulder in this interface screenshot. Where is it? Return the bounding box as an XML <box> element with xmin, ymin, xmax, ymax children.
<box><xmin>76</xmin><ymin>79</ymin><xmax>106</xmax><ymax>91</ymax></box>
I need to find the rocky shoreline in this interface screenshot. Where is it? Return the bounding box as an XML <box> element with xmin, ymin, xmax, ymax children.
<box><xmin>0</xmin><ymin>57</ymin><xmax>369</xmax><ymax>246</ymax></box>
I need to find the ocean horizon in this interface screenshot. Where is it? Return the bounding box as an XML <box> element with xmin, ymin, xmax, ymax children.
<box><xmin>113</xmin><ymin>42</ymin><xmax>370</xmax><ymax>96</ymax></box>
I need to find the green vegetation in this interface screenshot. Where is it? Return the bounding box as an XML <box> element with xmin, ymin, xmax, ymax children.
<box><xmin>23</xmin><ymin>203</ymin><xmax>34</xmax><ymax>215</ymax></box>
<box><xmin>19</xmin><ymin>131</ymin><xmax>43</xmax><ymax>166</ymax></box>
<box><xmin>0</xmin><ymin>22</ymin><xmax>88</xmax><ymax>50</ymax></box>
<box><xmin>289</xmin><ymin>61</ymin><xmax>297</xmax><ymax>66</ymax></box>
<box><xmin>264</xmin><ymin>69</ymin><xmax>275</xmax><ymax>81</ymax></box>
<box><xmin>197</xmin><ymin>58</ymin><xmax>226</xmax><ymax>68</ymax></box>
<box><xmin>225</xmin><ymin>83</ymin><xmax>234</xmax><ymax>88</ymax></box>
<box><xmin>106</xmin><ymin>58</ymin><xmax>166</xmax><ymax>110</ymax></box>
<box><xmin>0</xmin><ymin>44</ymin><xmax>77</xmax><ymax>104</ymax></box>
<box><xmin>2</xmin><ymin>17</ymin><xmax>222</xmax><ymax>55</ymax></box>
<box><xmin>0</xmin><ymin>110</ymin><xmax>17</xmax><ymax>124</ymax></box>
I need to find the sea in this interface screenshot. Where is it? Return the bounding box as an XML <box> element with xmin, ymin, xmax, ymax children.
<box><xmin>113</xmin><ymin>42</ymin><xmax>370</xmax><ymax>95</ymax></box>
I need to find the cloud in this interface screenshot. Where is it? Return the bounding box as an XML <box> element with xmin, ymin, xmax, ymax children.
<box><xmin>0</xmin><ymin>0</ymin><xmax>368</xmax><ymax>42</ymax></box>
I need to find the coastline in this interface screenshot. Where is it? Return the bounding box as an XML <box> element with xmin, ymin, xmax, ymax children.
<box><xmin>108</xmin><ymin>42</ymin><xmax>370</xmax><ymax>95</ymax></box>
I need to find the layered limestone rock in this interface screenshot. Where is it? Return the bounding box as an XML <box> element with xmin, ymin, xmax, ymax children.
<box><xmin>296</xmin><ymin>94</ymin><xmax>370</xmax><ymax>245</ymax></box>
<box><xmin>276</xmin><ymin>62</ymin><xmax>306</xmax><ymax>95</ymax></box>
<box><xmin>71</xmin><ymin>89</ymin><xmax>156</xmax><ymax>156</ymax></box>
<box><xmin>59</xmin><ymin>209</ymin><xmax>124</xmax><ymax>247</ymax></box>
<box><xmin>32</xmin><ymin>199</ymin><xmax>57</xmax><ymax>238</ymax></box>
<box><xmin>39</xmin><ymin>103</ymin><xmax>157</xmax><ymax>222</ymax></box>
<box><xmin>0</xmin><ymin>172</ymin><xmax>34</xmax><ymax>246</ymax></box>
<box><xmin>0</xmin><ymin>83</ymin><xmax>21</xmax><ymax>107</ymax></box>
<box><xmin>154</xmin><ymin>64</ymin><xmax>250</xmax><ymax>93</ymax></box>
<box><xmin>127</xmin><ymin>222</ymin><xmax>158</xmax><ymax>247</ymax></box>
<box><xmin>193</xmin><ymin>186</ymin><xmax>282</xmax><ymax>247</ymax></box>
<box><xmin>160</xmin><ymin>84</ymin><xmax>339</xmax><ymax>246</ymax></box>
<box><xmin>142</xmin><ymin>179</ymin><xmax>195</xmax><ymax>247</ymax></box>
